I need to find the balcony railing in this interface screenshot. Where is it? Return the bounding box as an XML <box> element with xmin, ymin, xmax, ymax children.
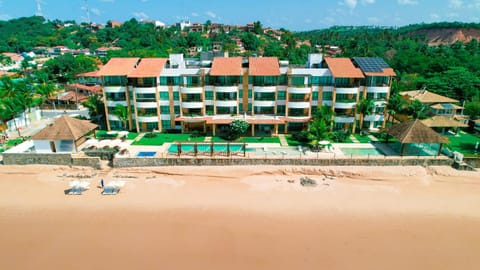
<box><xmin>335</xmin><ymin>98</ymin><xmax>357</xmax><ymax>103</ymax></box>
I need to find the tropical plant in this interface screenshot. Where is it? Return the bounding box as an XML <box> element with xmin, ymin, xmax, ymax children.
<box><xmin>35</xmin><ymin>82</ymin><xmax>57</xmax><ymax>110</ymax></box>
<box><xmin>357</xmin><ymin>98</ymin><xmax>375</xmax><ymax>130</ymax></box>
<box><xmin>386</xmin><ymin>93</ymin><xmax>405</xmax><ymax>124</ymax></box>
<box><xmin>464</xmin><ymin>100</ymin><xmax>480</xmax><ymax>120</ymax></box>
<box><xmin>406</xmin><ymin>99</ymin><xmax>427</xmax><ymax>119</ymax></box>
<box><xmin>112</xmin><ymin>104</ymin><xmax>129</xmax><ymax>130</ymax></box>
<box><xmin>220</xmin><ymin>119</ymin><xmax>250</xmax><ymax>140</ymax></box>
<box><xmin>82</xmin><ymin>95</ymin><xmax>105</xmax><ymax>127</ymax></box>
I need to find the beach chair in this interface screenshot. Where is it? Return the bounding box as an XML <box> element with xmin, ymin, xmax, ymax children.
<box><xmin>102</xmin><ymin>186</ymin><xmax>120</xmax><ymax>195</ymax></box>
<box><xmin>67</xmin><ymin>186</ymin><xmax>85</xmax><ymax>195</ymax></box>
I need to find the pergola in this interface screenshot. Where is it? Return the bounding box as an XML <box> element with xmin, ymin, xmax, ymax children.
<box><xmin>385</xmin><ymin>119</ymin><xmax>448</xmax><ymax>156</ymax></box>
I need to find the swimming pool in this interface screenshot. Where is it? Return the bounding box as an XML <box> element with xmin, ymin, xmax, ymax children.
<box><xmin>137</xmin><ymin>151</ymin><xmax>157</xmax><ymax>157</ymax></box>
<box><xmin>340</xmin><ymin>147</ymin><xmax>384</xmax><ymax>156</ymax></box>
<box><xmin>168</xmin><ymin>144</ymin><xmax>248</xmax><ymax>153</ymax></box>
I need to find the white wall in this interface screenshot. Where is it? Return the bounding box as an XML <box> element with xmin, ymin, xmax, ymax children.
<box><xmin>33</xmin><ymin>140</ymin><xmax>52</xmax><ymax>153</ymax></box>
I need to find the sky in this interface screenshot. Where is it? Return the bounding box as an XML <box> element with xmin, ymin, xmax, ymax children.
<box><xmin>1</xmin><ymin>0</ymin><xmax>480</xmax><ymax>30</ymax></box>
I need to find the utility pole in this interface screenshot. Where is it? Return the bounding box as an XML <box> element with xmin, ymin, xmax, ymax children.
<box><xmin>85</xmin><ymin>0</ymin><xmax>91</xmax><ymax>28</ymax></box>
<box><xmin>35</xmin><ymin>0</ymin><xmax>42</xmax><ymax>17</ymax></box>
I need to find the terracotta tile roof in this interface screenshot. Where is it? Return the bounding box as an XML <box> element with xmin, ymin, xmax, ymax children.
<box><xmin>66</xmin><ymin>84</ymin><xmax>102</xmax><ymax>94</ymax></box>
<box><xmin>248</xmin><ymin>57</ymin><xmax>280</xmax><ymax>76</ymax></box>
<box><xmin>128</xmin><ymin>58</ymin><xmax>168</xmax><ymax>78</ymax></box>
<box><xmin>210</xmin><ymin>57</ymin><xmax>243</xmax><ymax>76</ymax></box>
<box><xmin>0</xmin><ymin>70</ymin><xmax>16</xmax><ymax>77</ymax></box>
<box><xmin>75</xmin><ymin>70</ymin><xmax>101</xmax><ymax>77</ymax></box>
<box><xmin>364</xmin><ymin>68</ymin><xmax>396</xmax><ymax>77</ymax></box>
<box><xmin>400</xmin><ymin>90</ymin><xmax>459</xmax><ymax>104</ymax></box>
<box><xmin>386</xmin><ymin>119</ymin><xmax>448</xmax><ymax>144</ymax></box>
<box><xmin>324</xmin><ymin>57</ymin><xmax>364</xmax><ymax>78</ymax></box>
<box><xmin>56</xmin><ymin>91</ymin><xmax>89</xmax><ymax>102</ymax></box>
<box><xmin>97</xmin><ymin>58</ymin><xmax>139</xmax><ymax>76</ymax></box>
<box><xmin>32</xmin><ymin>116</ymin><xmax>97</xmax><ymax>141</ymax></box>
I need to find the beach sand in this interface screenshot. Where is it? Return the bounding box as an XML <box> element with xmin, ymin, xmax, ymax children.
<box><xmin>0</xmin><ymin>165</ymin><xmax>479</xmax><ymax>270</ymax></box>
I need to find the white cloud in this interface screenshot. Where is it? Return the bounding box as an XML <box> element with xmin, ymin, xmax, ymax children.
<box><xmin>140</xmin><ymin>0</ymin><xmax>148</xmax><ymax>2</ymax></box>
<box><xmin>91</xmin><ymin>8</ymin><xmax>101</xmax><ymax>16</ymax></box>
<box><xmin>133</xmin><ymin>11</ymin><xmax>149</xmax><ymax>20</ymax></box>
<box><xmin>206</xmin><ymin>11</ymin><xmax>217</xmax><ymax>19</ymax></box>
<box><xmin>362</xmin><ymin>0</ymin><xmax>376</xmax><ymax>4</ymax></box>
<box><xmin>99</xmin><ymin>0</ymin><xmax>114</xmax><ymax>3</ymax></box>
<box><xmin>0</xmin><ymin>14</ymin><xmax>11</xmax><ymax>20</ymax></box>
<box><xmin>398</xmin><ymin>0</ymin><xmax>418</xmax><ymax>5</ymax></box>
<box><xmin>449</xmin><ymin>0</ymin><xmax>463</xmax><ymax>9</ymax></box>
<box><xmin>368</xmin><ymin>16</ymin><xmax>380</xmax><ymax>23</ymax></box>
<box><xmin>447</xmin><ymin>12</ymin><xmax>460</xmax><ymax>18</ymax></box>
<box><xmin>429</xmin><ymin>13</ymin><xmax>441</xmax><ymax>21</ymax></box>
<box><xmin>342</xmin><ymin>0</ymin><xmax>358</xmax><ymax>9</ymax></box>
<box><xmin>191</xmin><ymin>12</ymin><xmax>199</xmax><ymax>17</ymax></box>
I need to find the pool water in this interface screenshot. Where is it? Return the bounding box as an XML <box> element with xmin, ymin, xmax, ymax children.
<box><xmin>168</xmin><ymin>144</ymin><xmax>248</xmax><ymax>153</ymax></box>
<box><xmin>341</xmin><ymin>147</ymin><xmax>384</xmax><ymax>156</ymax></box>
<box><xmin>137</xmin><ymin>151</ymin><xmax>157</xmax><ymax>157</ymax></box>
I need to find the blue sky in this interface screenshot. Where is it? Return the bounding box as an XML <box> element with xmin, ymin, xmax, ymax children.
<box><xmin>1</xmin><ymin>0</ymin><xmax>480</xmax><ymax>30</ymax></box>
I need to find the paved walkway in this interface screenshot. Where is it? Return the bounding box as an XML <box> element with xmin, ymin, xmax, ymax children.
<box><xmin>204</xmin><ymin>136</ymin><xmax>212</xmax><ymax>142</ymax></box>
<box><xmin>278</xmin><ymin>134</ymin><xmax>289</xmax><ymax>146</ymax></box>
<box><xmin>349</xmin><ymin>135</ymin><xmax>360</xmax><ymax>143</ymax></box>
<box><xmin>368</xmin><ymin>134</ymin><xmax>379</xmax><ymax>142</ymax></box>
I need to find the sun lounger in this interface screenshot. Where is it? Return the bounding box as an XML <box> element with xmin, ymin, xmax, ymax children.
<box><xmin>67</xmin><ymin>186</ymin><xmax>86</xmax><ymax>195</ymax></box>
<box><xmin>102</xmin><ymin>186</ymin><xmax>120</xmax><ymax>195</ymax></box>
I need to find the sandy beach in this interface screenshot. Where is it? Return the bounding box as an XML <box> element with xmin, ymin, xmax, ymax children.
<box><xmin>0</xmin><ymin>164</ymin><xmax>479</xmax><ymax>270</ymax></box>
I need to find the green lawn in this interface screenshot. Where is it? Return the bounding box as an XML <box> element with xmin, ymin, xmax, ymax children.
<box><xmin>237</xmin><ymin>136</ymin><xmax>280</xmax><ymax>144</ymax></box>
<box><xmin>353</xmin><ymin>134</ymin><xmax>373</xmax><ymax>143</ymax></box>
<box><xmin>286</xmin><ymin>136</ymin><xmax>308</xmax><ymax>146</ymax></box>
<box><xmin>445</xmin><ymin>131</ymin><xmax>480</xmax><ymax>157</ymax></box>
<box><xmin>0</xmin><ymin>138</ymin><xmax>24</xmax><ymax>153</ymax></box>
<box><xmin>95</xmin><ymin>130</ymin><xmax>139</xmax><ymax>140</ymax></box>
<box><xmin>132</xmin><ymin>133</ymin><xmax>205</xmax><ymax>146</ymax></box>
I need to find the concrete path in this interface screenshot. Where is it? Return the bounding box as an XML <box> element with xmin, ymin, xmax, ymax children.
<box><xmin>204</xmin><ymin>136</ymin><xmax>212</xmax><ymax>142</ymax></box>
<box><xmin>349</xmin><ymin>135</ymin><xmax>360</xmax><ymax>143</ymax></box>
<box><xmin>278</xmin><ymin>134</ymin><xmax>289</xmax><ymax>146</ymax></box>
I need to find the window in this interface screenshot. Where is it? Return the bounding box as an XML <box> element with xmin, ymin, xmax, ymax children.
<box><xmin>291</xmin><ymin>76</ymin><xmax>305</xmax><ymax>86</ymax></box>
<box><xmin>322</xmin><ymin>92</ymin><xmax>332</xmax><ymax>100</ymax></box>
<box><xmin>162</xmin><ymin>120</ymin><xmax>171</xmax><ymax>129</ymax></box>
<box><xmin>173</xmin><ymin>92</ymin><xmax>179</xmax><ymax>100</ymax></box>
<box><xmin>205</xmin><ymin>91</ymin><xmax>214</xmax><ymax>100</ymax></box>
<box><xmin>206</xmin><ymin>105</ymin><xmax>214</xmax><ymax>115</ymax></box>
<box><xmin>160</xmin><ymin>77</ymin><xmax>168</xmax><ymax>85</ymax></box>
<box><xmin>159</xmin><ymin>92</ymin><xmax>169</xmax><ymax>100</ymax></box>
<box><xmin>277</xmin><ymin>91</ymin><xmax>286</xmax><ymax>100</ymax></box>
<box><xmin>104</xmin><ymin>76</ymin><xmax>125</xmax><ymax>86</ymax></box>
<box><xmin>312</xmin><ymin>92</ymin><xmax>318</xmax><ymax>100</ymax></box>
<box><xmin>174</xmin><ymin>106</ymin><xmax>180</xmax><ymax>114</ymax></box>
<box><xmin>160</xmin><ymin>106</ymin><xmax>170</xmax><ymax>114</ymax></box>
<box><xmin>277</xmin><ymin>105</ymin><xmax>285</xmax><ymax>114</ymax></box>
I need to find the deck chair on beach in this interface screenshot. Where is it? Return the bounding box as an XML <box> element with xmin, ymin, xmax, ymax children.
<box><xmin>102</xmin><ymin>186</ymin><xmax>120</xmax><ymax>195</ymax></box>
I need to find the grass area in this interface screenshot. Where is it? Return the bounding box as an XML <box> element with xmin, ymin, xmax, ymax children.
<box><xmin>95</xmin><ymin>130</ymin><xmax>139</xmax><ymax>140</ymax></box>
<box><xmin>352</xmin><ymin>134</ymin><xmax>373</xmax><ymax>143</ymax></box>
<box><xmin>286</xmin><ymin>135</ymin><xmax>308</xmax><ymax>146</ymax></box>
<box><xmin>445</xmin><ymin>131</ymin><xmax>480</xmax><ymax>157</ymax></box>
<box><xmin>132</xmin><ymin>133</ymin><xmax>205</xmax><ymax>146</ymax></box>
<box><xmin>237</xmin><ymin>136</ymin><xmax>280</xmax><ymax>144</ymax></box>
<box><xmin>0</xmin><ymin>138</ymin><xmax>24</xmax><ymax>153</ymax></box>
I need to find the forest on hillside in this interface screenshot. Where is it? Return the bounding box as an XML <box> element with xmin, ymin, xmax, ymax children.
<box><xmin>1</xmin><ymin>17</ymin><xmax>480</xmax><ymax>104</ymax></box>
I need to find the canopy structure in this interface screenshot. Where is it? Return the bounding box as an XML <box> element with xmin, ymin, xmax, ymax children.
<box><xmin>421</xmin><ymin>115</ymin><xmax>468</xmax><ymax>128</ymax></box>
<box><xmin>385</xmin><ymin>119</ymin><xmax>448</xmax><ymax>156</ymax></box>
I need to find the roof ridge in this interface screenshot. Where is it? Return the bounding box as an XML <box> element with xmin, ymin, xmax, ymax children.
<box><xmin>62</xmin><ymin>116</ymin><xmax>77</xmax><ymax>140</ymax></box>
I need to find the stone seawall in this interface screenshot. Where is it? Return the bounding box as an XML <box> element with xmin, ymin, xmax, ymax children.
<box><xmin>2</xmin><ymin>153</ymin><xmax>102</xmax><ymax>169</ymax></box>
<box><xmin>3</xmin><ymin>153</ymin><xmax>72</xmax><ymax>166</ymax></box>
<box><xmin>113</xmin><ymin>157</ymin><xmax>453</xmax><ymax>168</ymax></box>
<box><xmin>464</xmin><ymin>157</ymin><xmax>480</xmax><ymax>168</ymax></box>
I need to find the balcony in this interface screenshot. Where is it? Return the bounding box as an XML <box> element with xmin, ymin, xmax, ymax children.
<box><xmin>253</xmin><ymin>86</ymin><xmax>276</xmax><ymax>93</ymax></box>
<box><xmin>137</xmin><ymin>115</ymin><xmax>159</xmax><ymax>123</ymax></box>
<box><xmin>181</xmin><ymin>101</ymin><xmax>204</xmax><ymax>109</ymax></box>
<box><xmin>367</xmin><ymin>86</ymin><xmax>389</xmax><ymax>93</ymax></box>
<box><xmin>104</xmin><ymin>86</ymin><xmax>126</xmax><ymax>93</ymax></box>
<box><xmin>136</xmin><ymin>101</ymin><xmax>157</xmax><ymax>108</ymax></box>
<box><xmin>253</xmin><ymin>100</ymin><xmax>276</xmax><ymax>107</ymax></box>
<box><xmin>106</xmin><ymin>100</ymin><xmax>127</xmax><ymax>107</ymax></box>
<box><xmin>216</xmin><ymin>100</ymin><xmax>238</xmax><ymax>107</ymax></box>
<box><xmin>180</xmin><ymin>86</ymin><xmax>203</xmax><ymax>94</ymax></box>
<box><xmin>287</xmin><ymin>101</ymin><xmax>311</xmax><ymax>109</ymax></box>
<box><xmin>134</xmin><ymin>86</ymin><xmax>156</xmax><ymax>94</ymax></box>
<box><xmin>289</xmin><ymin>87</ymin><xmax>311</xmax><ymax>94</ymax></box>
<box><xmin>334</xmin><ymin>99</ymin><xmax>357</xmax><ymax>109</ymax></box>
<box><xmin>215</xmin><ymin>86</ymin><xmax>238</xmax><ymax>93</ymax></box>
<box><xmin>335</xmin><ymin>87</ymin><xmax>359</xmax><ymax>94</ymax></box>
<box><xmin>334</xmin><ymin>116</ymin><xmax>355</xmax><ymax>123</ymax></box>
<box><xmin>107</xmin><ymin>114</ymin><xmax>120</xmax><ymax>121</ymax></box>
<box><xmin>364</xmin><ymin>114</ymin><xmax>384</xmax><ymax>122</ymax></box>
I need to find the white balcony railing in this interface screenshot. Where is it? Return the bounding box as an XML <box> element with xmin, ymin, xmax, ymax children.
<box><xmin>106</xmin><ymin>100</ymin><xmax>127</xmax><ymax>107</ymax></box>
<box><xmin>180</xmin><ymin>86</ymin><xmax>203</xmax><ymax>94</ymax></box>
<box><xmin>215</xmin><ymin>86</ymin><xmax>238</xmax><ymax>93</ymax></box>
<box><xmin>334</xmin><ymin>101</ymin><xmax>356</xmax><ymax>109</ymax></box>
<box><xmin>136</xmin><ymin>116</ymin><xmax>158</xmax><ymax>123</ymax></box>
<box><xmin>334</xmin><ymin>116</ymin><xmax>355</xmax><ymax>123</ymax></box>
<box><xmin>136</xmin><ymin>101</ymin><xmax>157</xmax><ymax>108</ymax></box>
<box><xmin>367</xmin><ymin>86</ymin><xmax>389</xmax><ymax>93</ymax></box>
<box><xmin>253</xmin><ymin>86</ymin><xmax>276</xmax><ymax>93</ymax></box>
<box><xmin>134</xmin><ymin>86</ymin><xmax>156</xmax><ymax>94</ymax></box>
<box><xmin>288</xmin><ymin>87</ymin><xmax>311</xmax><ymax>94</ymax></box>
<box><xmin>287</xmin><ymin>101</ymin><xmax>311</xmax><ymax>109</ymax></box>
<box><xmin>104</xmin><ymin>86</ymin><xmax>126</xmax><ymax>93</ymax></box>
<box><xmin>335</xmin><ymin>87</ymin><xmax>359</xmax><ymax>94</ymax></box>
<box><xmin>253</xmin><ymin>100</ymin><xmax>276</xmax><ymax>107</ymax></box>
<box><xmin>181</xmin><ymin>101</ymin><xmax>204</xmax><ymax>109</ymax></box>
<box><xmin>215</xmin><ymin>100</ymin><xmax>238</xmax><ymax>107</ymax></box>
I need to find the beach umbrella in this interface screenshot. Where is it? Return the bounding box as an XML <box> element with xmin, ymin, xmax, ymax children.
<box><xmin>318</xmin><ymin>140</ymin><xmax>330</xmax><ymax>146</ymax></box>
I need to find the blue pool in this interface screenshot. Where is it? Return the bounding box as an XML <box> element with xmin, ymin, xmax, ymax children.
<box><xmin>168</xmin><ymin>144</ymin><xmax>248</xmax><ymax>153</ymax></box>
<box><xmin>340</xmin><ymin>147</ymin><xmax>385</xmax><ymax>156</ymax></box>
<box><xmin>137</xmin><ymin>151</ymin><xmax>157</xmax><ymax>157</ymax></box>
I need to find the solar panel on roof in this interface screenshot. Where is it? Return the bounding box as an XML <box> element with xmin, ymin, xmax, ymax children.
<box><xmin>353</xmin><ymin>57</ymin><xmax>390</xmax><ymax>73</ymax></box>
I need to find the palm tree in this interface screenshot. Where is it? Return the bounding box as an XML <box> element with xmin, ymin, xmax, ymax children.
<box><xmin>82</xmin><ymin>95</ymin><xmax>105</xmax><ymax>127</ymax></box>
<box><xmin>357</xmin><ymin>98</ymin><xmax>375</xmax><ymax>131</ymax></box>
<box><xmin>386</xmin><ymin>93</ymin><xmax>405</xmax><ymax>125</ymax></box>
<box><xmin>112</xmin><ymin>104</ymin><xmax>129</xmax><ymax>130</ymax></box>
<box><xmin>407</xmin><ymin>99</ymin><xmax>427</xmax><ymax>119</ymax></box>
<box><xmin>35</xmin><ymin>83</ymin><xmax>57</xmax><ymax>110</ymax></box>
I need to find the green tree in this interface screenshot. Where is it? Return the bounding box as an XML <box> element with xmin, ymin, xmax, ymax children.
<box><xmin>82</xmin><ymin>95</ymin><xmax>105</xmax><ymax>127</ymax></box>
<box><xmin>406</xmin><ymin>99</ymin><xmax>427</xmax><ymax>119</ymax></box>
<box><xmin>386</xmin><ymin>94</ymin><xmax>405</xmax><ymax>124</ymax></box>
<box><xmin>464</xmin><ymin>100</ymin><xmax>480</xmax><ymax>120</ymax></box>
<box><xmin>357</xmin><ymin>98</ymin><xmax>375</xmax><ymax>130</ymax></box>
<box><xmin>221</xmin><ymin>119</ymin><xmax>250</xmax><ymax>140</ymax></box>
<box><xmin>35</xmin><ymin>82</ymin><xmax>57</xmax><ymax>110</ymax></box>
<box><xmin>112</xmin><ymin>104</ymin><xmax>129</xmax><ymax>130</ymax></box>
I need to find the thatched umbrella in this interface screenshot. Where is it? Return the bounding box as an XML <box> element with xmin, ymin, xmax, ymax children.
<box><xmin>385</xmin><ymin>119</ymin><xmax>448</xmax><ymax>156</ymax></box>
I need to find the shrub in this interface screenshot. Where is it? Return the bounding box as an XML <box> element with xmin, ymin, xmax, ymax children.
<box><xmin>331</xmin><ymin>130</ymin><xmax>351</xmax><ymax>143</ymax></box>
<box><xmin>144</xmin><ymin>132</ymin><xmax>157</xmax><ymax>138</ymax></box>
<box><xmin>291</xmin><ymin>130</ymin><xmax>310</xmax><ymax>143</ymax></box>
